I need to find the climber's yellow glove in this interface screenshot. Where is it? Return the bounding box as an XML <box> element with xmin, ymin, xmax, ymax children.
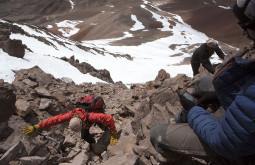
<box><xmin>110</xmin><ymin>132</ymin><xmax>118</xmax><ymax>145</ymax></box>
<box><xmin>23</xmin><ymin>124</ymin><xmax>40</xmax><ymax>136</ymax></box>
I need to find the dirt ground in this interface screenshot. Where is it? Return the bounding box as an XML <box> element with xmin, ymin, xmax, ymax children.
<box><xmin>159</xmin><ymin>0</ymin><xmax>251</xmax><ymax>48</ymax></box>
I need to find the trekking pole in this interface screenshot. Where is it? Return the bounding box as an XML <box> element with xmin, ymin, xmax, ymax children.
<box><xmin>43</xmin><ymin>135</ymin><xmax>61</xmax><ymax>145</ymax></box>
<box><xmin>37</xmin><ymin>132</ymin><xmax>60</xmax><ymax>145</ymax></box>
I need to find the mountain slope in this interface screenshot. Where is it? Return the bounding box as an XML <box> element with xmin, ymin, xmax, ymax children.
<box><xmin>0</xmin><ymin>0</ymin><xmax>238</xmax><ymax>85</ymax></box>
<box><xmin>0</xmin><ymin>0</ymin><xmax>247</xmax><ymax>48</ymax></box>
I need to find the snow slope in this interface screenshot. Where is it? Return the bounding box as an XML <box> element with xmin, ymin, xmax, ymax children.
<box><xmin>0</xmin><ymin>1</ymin><xmax>226</xmax><ymax>85</ymax></box>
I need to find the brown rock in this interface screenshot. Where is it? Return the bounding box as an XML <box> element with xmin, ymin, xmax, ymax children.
<box><xmin>15</xmin><ymin>99</ymin><xmax>31</xmax><ymax>117</ymax></box>
<box><xmin>2</xmin><ymin>39</ymin><xmax>25</xmax><ymax>58</ymax></box>
<box><xmin>0</xmin><ymin>87</ymin><xmax>16</xmax><ymax>123</ymax></box>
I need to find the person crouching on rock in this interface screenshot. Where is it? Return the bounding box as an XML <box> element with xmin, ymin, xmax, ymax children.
<box><xmin>191</xmin><ymin>38</ymin><xmax>225</xmax><ymax>76</ymax></box>
<box><xmin>23</xmin><ymin>95</ymin><xmax>118</xmax><ymax>147</ymax></box>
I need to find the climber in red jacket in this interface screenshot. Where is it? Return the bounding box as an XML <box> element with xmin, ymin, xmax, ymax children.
<box><xmin>23</xmin><ymin>95</ymin><xmax>118</xmax><ymax>146</ymax></box>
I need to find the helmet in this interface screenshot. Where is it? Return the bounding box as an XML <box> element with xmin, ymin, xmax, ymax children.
<box><xmin>233</xmin><ymin>0</ymin><xmax>255</xmax><ymax>30</ymax></box>
<box><xmin>206</xmin><ymin>39</ymin><xmax>218</xmax><ymax>48</ymax></box>
<box><xmin>69</xmin><ymin>117</ymin><xmax>82</xmax><ymax>132</ymax></box>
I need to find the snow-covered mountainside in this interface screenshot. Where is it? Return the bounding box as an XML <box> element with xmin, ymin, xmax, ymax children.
<box><xmin>0</xmin><ymin>0</ymin><xmax>238</xmax><ymax>85</ymax></box>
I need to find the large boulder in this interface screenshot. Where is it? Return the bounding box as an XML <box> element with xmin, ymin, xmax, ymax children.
<box><xmin>0</xmin><ymin>141</ymin><xmax>28</xmax><ymax>164</ymax></box>
<box><xmin>0</xmin><ymin>86</ymin><xmax>16</xmax><ymax>123</ymax></box>
<box><xmin>2</xmin><ymin>38</ymin><xmax>25</xmax><ymax>58</ymax></box>
<box><xmin>0</xmin><ymin>122</ymin><xmax>13</xmax><ymax>140</ymax></box>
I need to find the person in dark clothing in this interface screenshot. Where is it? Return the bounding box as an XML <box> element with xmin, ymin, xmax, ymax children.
<box><xmin>191</xmin><ymin>38</ymin><xmax>225</xmax><ymax>76</ymax></box>
<box><xmin>150</xmin><ymin>0</ymin><xmax>255</xmax><ymax>164</ymax></box>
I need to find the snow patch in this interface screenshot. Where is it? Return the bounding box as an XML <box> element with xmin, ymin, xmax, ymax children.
<box><xmin>218</xmin><ymin>6</ymin><xmax>231</xmax><ymax>10</ymax></box>
<box><xmin>56</xmin><ymin>20</ymin><xmax>83</xmax><ymax>37</ymax></box>
<box><xmin>130</xmin><ymin>15</ymin><xmax>145</xmax><ymax>31</ymax></box>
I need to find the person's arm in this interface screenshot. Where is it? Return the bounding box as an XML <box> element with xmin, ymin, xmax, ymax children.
<box><xmin>23</xmin><ymin>110</ymin><xmax>74</xmax><ymax>136</ymax></box>
<box><xmin>39</xmin><ymin>111</ymin><xmax>73</xmax><ymax>129</ymax></box>
<box><xmin>88</xmin><ymin>112</ymin><xmax>116</xmax><ymax>132</ymax></box>
<box><xmin>188</xmin><ymin>106</ymin><xmax>235</xmax><ymax>159</ymax></box>
<box><xmin>214</xmin><ymin>46</ymin><xmax>225</xmax><ymax>59</ymax></box>
<box><xmin>89</xmin><ymin>112</ymin><xmax>118</xmax><ymax>145</ymax></box>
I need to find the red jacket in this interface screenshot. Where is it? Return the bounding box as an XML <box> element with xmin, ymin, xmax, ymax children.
<box><xmin>38</xmin><ymin>108</ymin><xmax>116</xmax><ymax>132</ymax></box>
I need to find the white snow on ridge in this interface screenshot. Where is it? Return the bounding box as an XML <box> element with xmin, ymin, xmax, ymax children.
<box><xmin>69</xmin><ymin>0</ymin><xmax>75</xmax><ymax>10</ymax></box>
<box><xmin>218</xmin><ymin>6</ymin><xmax>231</xmax><ymax>10</ymax></box>
<box><xmin>56</xmin><ymin>20</ymin><xmax>83</xmax><ymax>37</ymax></box>
<box><xmin>0</xmin><ymin>49</ymin><xmax>103</xmax><ymax>84</ymax></box>
<box><xmin>0</xmin><ymin>1</ymin><xmax>224</xmax><ymax>85</ymax></box>
<box><xmin>130</xmin><ymin>15</ymin><xmax>145</xmax><ymax>31</ymax></box>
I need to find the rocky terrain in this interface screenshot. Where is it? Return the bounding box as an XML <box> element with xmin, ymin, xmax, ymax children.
<box><xmin>0</xmin><ymin>66</ymin><xmax>201</xmax><ymax>165</ymax></box>
<box><xmin>0</xmin><ymin>0</ymin><xmax>251</xmax><ymax>165</ymax></box>
<box><xmin>0</xmin><ymin>40</ymin><xmax>240</xmax><ymax>165</ymax></box>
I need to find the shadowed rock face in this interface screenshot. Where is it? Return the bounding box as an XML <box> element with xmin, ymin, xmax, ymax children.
<box><xmin>0</xmin><ymin>86</ymin><xmax>16</xmax><ymax>123</ymax></box>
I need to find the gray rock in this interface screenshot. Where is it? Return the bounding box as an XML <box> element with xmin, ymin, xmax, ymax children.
<box><xmin>22</xmin><ymin>79</ymin><xmax>38</xmax><ymax>88</ymax></box>
<box><xmin>70</xmin><ymin>150</ymin><xmax>89</xmax><ymax>165</ymax></box>
<box><xmin>63</xmin><ymin>134</ymin><xmax>76</xmax><ymax>148</ymax></box>
<box><xmin>0</xmin><ymin>130</ymin><xmax>23</xmax><ymax>153</ymax></box>
<box><xmin>155</xmin><ymin>69</ymin><xmax>170</xmax><ymax>82</ymax></box>
<box><xmin>139</xmin><ymin>155</ymin><xmax>152</xmax><ymax>165</ymax></box>
<box><xmin>20</xmin><ymin>135</ymin><xmax>40</xmax><ymax>156</ymax></box>
<box><xmin>61</xmin><ymin>77</ymin><xmax>74</xmax><ymax>84</ymax></box>
<box><xmin>101</xmin><ymin>153</ymin><xmax>139</xmax><ymax>165</ymax></box>
<box><xmin>0</xmin><ymin>141</ymin><xmax>27</xmax><ymax>164</ymax></box>
<box><xmin>8</xmin><ymin>115</ymin><xmax>30</xmax><ymax>131</ymax></box>
<box><xmin>33</xmin><ymin>147</ymin><xmax>50</xmax><ymax>157</ymax></box>
<box><xmin>0</xmin><ymin>121</ymin><xmax>13</xmax><ymax>140</ymax></box>
<box><xmin>35</xmin><ymin>87</ymin><xmax>52</xmax><ymax>97</ymax></box>
<box><xmin>20</xmin><ymin>156</ymin><xmax>47</xmax><ymax>165</ymax></box>
<box><xmin>39</xmin><ymin>98</ymin><xmax>52</xmax><ymax>110</ymax></box>
<box><xmin>107</xmin><ymin>119</ymin><xmax>136</xmax><ymax>156</ymax></box>
<box><xmin>15</xmin><ymin>99</ymin><xmax>31</xmax><ymax>117</ymax></box>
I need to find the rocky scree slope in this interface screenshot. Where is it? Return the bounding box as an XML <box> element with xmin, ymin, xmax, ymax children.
<box><xmin>0</xmin><ymin>59</ymin><xmax>227</xmax><ymax>165</ymax></box>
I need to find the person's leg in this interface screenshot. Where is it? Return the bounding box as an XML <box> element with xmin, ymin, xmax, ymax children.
<box><xmin>202</xmin><ymin>59</ymin><xmax>215</xmax><ymax>74</ymax></box>
<box><xmin>150</xmin><ymin>122</ymin><xmax>234</xmax><ymax>164</ymax></box>
<box><xmin>81</xmin><ymin>126</ymin><xmax>96</xmax><ymax>144</ymax></box>
<box><xmin>191</xmin><ymin>61</ymin><xmax>200</xmax><ymax>76</ymax></box>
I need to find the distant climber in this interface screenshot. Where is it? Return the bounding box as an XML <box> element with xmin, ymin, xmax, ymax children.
<box><xmin>191</xmin><ymin>38</ymin><xmax>225</xmax><ymax>76</ymax></box>
<box><xmin>23</xmin><ymin>95</ymin><xmax>118</xmax><ymax>147</ymax></box>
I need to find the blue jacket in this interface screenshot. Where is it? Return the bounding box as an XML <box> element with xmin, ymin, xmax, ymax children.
<box><xmin>188</xmin><ymin>57</ymin><xmax>255</xmax><ymax>159</ymax></box>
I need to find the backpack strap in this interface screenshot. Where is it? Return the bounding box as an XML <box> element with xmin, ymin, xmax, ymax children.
<box><xmin>72</xmin><ymin>109</ymin><xmax>91</xmax><ymax>129</ymax></box>
<box><xmin>85</xmin><ymin>111</ymin><xmax>91</xmax><ymax>128</ymax></box>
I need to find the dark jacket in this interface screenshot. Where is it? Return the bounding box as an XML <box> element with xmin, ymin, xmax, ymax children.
<box><xmin>191</xmin><ymin>43</ymin><xmax>225</xmax><ymax>63</ymax></box>
<box><xmin>188</xmin><ymin>57</ymin><xmax>255</xmax><ymax>159</ymax></box>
